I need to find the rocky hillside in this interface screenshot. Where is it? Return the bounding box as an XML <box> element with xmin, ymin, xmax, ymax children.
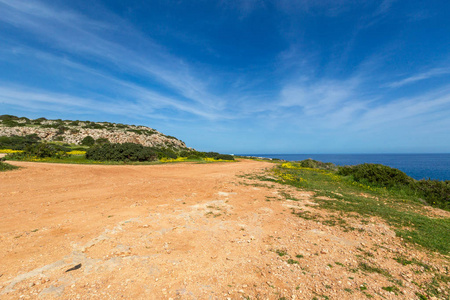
<box><xmin>0</xmin><ymin>115</ymin><xmax>188</xmax><ymax>149</ymax></box>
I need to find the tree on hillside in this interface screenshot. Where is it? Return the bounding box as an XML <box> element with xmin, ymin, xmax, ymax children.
<box><xmin>81</xmin><ymin>136</ymin><xmax>95</xmax><ymax>146</ymax></box>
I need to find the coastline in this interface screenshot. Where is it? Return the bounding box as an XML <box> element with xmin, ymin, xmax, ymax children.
<box><xmin>238</xmin><ymin>153</ymin><xmax>450</xmax><ymax>181</ymax></box>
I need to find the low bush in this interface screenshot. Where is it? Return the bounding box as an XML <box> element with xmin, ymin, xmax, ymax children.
<box><xmin>338</xmin><ymin>163</ymin><xmax>413</xmax><ymax>188</ymax></box>
<box><xmin>338</xmin><ymin>163</ymin><xmax>449</xmax><ymax>209</ymax></box>
<box><xmin>95</xmin><ymin>138</ymin><xmax>110</xmax><ymax>145</ymax></box>
<box><xmin>215</xmin><ymin>154</ymin><xmax>234</xmax><ymax>160</ymax></box>
<box><xmin>83</xmin><ymin>123</ymin><xmax>105</xmax><ymax>130</ymax></box>
<box><xmin>154</xmin><ymin>147</ymin><xmax>177</xmax><ymax>160</ymax></box>
<box><xmin>8</xmin><ymin>143</ymin><xmax>69</xmax><ymax>159</ymax></box>
<box><xmin>80</xmin><ymin>136</ymin><xmax>95</xmax><ymax>146</ymax></box>
<box><xmin>297</xmin><ymin>159</ymin><xmax>337</xmax><ymax>170</ymax></box>
<box><xmin>204</xmin><ymin>152</ymin><xmax>234</xmax><ymax>161</ymax></box>
<box><xmin>1</xmin><ymin>119</ymin><xmax>25</xmax><ymax>127</ymax></box>
<box><xmin>0</xmin><ymin>135</ymin><xmax>41</xmax><ymax>150</ymax></box>
<box><xmin>26</xmin><ymin>143</ymin><xmax>69</xmax><ymax>158</ymax></box>
<box><xmin>413</xmin><ymin>180</ymin><xmax>450</xmax><ymax>210</ymax></box>
<box><xmin>0</xmin><ymin>115</ymin><xmax>20</xmax><ymax>121</ymax></box>
<box><xmin>86</xmin><ymin>143</ymin><xmax>157</xmax><ymax>162</ymax></box>
<box><xmin>0</xmin><ymin>161</ymin><xmax>18</xmax><ymax>171</ymax></box>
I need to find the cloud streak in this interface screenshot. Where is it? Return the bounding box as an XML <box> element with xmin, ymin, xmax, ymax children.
<box><xmin>387</xmin><ymin>67</ymin><xmax>450</xmax><ymax>88</ymax></box>
<box><xmin>0</xmin><ymin>0</ymin><xmax>227</xmax><ymax>117</ymax></box>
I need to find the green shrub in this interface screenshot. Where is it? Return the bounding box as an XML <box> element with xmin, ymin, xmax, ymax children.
<box><xmin>86</xmin><ymin>143</ymin><xmax>157</xmax><ymax>162</ymax></box>
<box><xmin>215</xmin><ymin>154</ymin><xmax>234</xmax><ymax>160</ymax></box>
<box><xmin>188</xmin><ymin>151</ymin><xmax>206</xmax><ymax>158</ymax></box>
<box><xmin>0</xmin><ymin>161</ymin><xmax>18</xmax><ymax>171</ymax></box>
<box><xmin>95</xmin><ymin>138</ymin><xmax>110</xmax><ymax>145</ymax></box>
<box><xmin>337</xmin><ymin>163</ymin><xmax>449</xmax><ymax>209</ymax></box>
<box><xmin>338</xmin><ymin>164</ymin><xmax>413</xmax><ymax>188</ymax></box>
<box><xmin>1</xmin><ymin>119</ymin><xmax>25</xmax><ymax>127</ymax></box>
<box><xmin>7</xmin><ymin>143</ymin><xmax>69</xmax><ymax>159</ymax></box>
<box><xmin>27</xmin><ymin>143</ymin><xmax>69</xmax><ymax>158</ymax></box>
<box><xmin>154</xmin><ymin>147</ymin><xmax>177</xmax><ymax>159</ymax></box>
<box><xmin>80</xmin><ymin>136</ymin><xmax>95</xmax><ymax>146</ymax></box>
<box><xmin>297</xmin><ymin>159</ymin><xmax>337</xmax><ymax>170</ymax></box>
<box><xmin>179</xmin><ymin>150</ymin><xmax>190</xmax><ymax>157</ymax></box>
<box><xmin>413</xmin><ymin>180</ymin><xmax>450</xmax><ymax>210</ymax></box>
<box><xmin>33</xmin><ymin>117</ymin><xmax>47</xmax><ymax>124</ymax></box>
<box><xmin>41</xmin><ymin>124</ymin><xmax>60</xmax><ymax>129</ymax></box>
<box><xmin>127</xmin><ymin>129</ymin><xmax>144</xmax><ymax>135</ymax></box>
<box><xmin>0</xmin><ymin>115</ymin><xmax>20</xmax><ymax>121</ymax></box>
<box><xmin>83</xmin><ymin>123</ymin><xmax>105</xmax><ymax>129</ymax></box>
<box><xmin>203</xmin><ymin>151</ymin><xmax>234</xmax><ymax>161</ymax></box>
<box><xmin>57</xmin><ymin>125</ymin><xmax>68</xmax><ymax>134</ymax></box>
<box><xmin>0</xmin><ymin>134</ymin><xmax>41</xmax><ymax>150</ymax></box>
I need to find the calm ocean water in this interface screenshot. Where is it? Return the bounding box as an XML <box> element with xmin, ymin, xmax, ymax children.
<box><xmin>239</xmin><ymin>154</ymin><xmax>450</xmax><ymax>181</ymax></box>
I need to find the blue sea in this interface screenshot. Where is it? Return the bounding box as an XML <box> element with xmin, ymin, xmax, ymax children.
<box><xmin>239</xmin><ymin>154</ymin><xmax>450</xmax><ymax>181</ymax></box>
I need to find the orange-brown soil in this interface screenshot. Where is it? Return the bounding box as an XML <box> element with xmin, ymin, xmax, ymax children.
<box><xmin>0</xmin><ymin>160</ymin><xmax>448</xmax><ymax>299</ymax></box>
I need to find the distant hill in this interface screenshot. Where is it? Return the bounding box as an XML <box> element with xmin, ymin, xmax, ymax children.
<box><xmin>0</xmin><ymin>115</ymin><xmax>188</xmax><ymax>150</ymax></box>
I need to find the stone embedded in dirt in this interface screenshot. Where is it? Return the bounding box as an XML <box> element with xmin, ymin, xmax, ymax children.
<box><xmin>65</xmin><ymin>264</ymin><xmax>82</xmax><ymax>273</ymax></box>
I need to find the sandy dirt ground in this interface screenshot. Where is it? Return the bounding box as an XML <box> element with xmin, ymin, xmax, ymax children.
<box><xmin>0</xmin><ymin>160</ymin><xmax>448</xmax><ymax>299</ymax></box>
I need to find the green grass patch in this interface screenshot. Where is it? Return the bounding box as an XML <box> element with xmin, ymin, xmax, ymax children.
<box><xmin>358</xmin><ymin>262</ymin><xmax>391</xmax><ymax>277</ymax></box>
<box><xmin>393</xmin><ymin>256</ymin><xmax>433</xmax><ymax>271</ymax></box>
<box><xmin>382</xmin><ymin>285</ymin><xmax>400</xmax><ymax>295</ymax></box>
<box><xmin>0</xmin><ymin>161</ymin><xmax>18</xmax><ymax>171</ymax></box>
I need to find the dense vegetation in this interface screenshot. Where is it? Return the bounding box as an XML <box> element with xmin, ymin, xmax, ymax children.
<box><xmin>0</xmin><ymin>161</ymin><xmax>18</xmax><ymax>171</ymax></box>
<box><xmin>0</xmin><ymin>134</ymin><xmax>41</xmax><ymax>150</ymax></box>
<box><xmin>338</xmin><ymin>163</ymin><xmax>449</xmax><ymax>210</ymax></box>
<box><xmin>1</xmin><ymin>135</ymin><xmax>234</xmax><ymax>163</ymax></box>
<box><xmin>86</xmin><ymin>143</ymin><xmax>158</xmax><ymax>162</ymax></box>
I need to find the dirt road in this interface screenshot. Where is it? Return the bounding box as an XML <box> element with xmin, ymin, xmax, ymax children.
<box><xmin>0</xmin><ymin>160</ymin><xmax>448</xmax><ymax>299</ymax></box>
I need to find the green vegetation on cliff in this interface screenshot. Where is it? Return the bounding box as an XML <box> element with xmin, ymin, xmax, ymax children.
<box><xmin>1</xmin><ymin>132</ymin><xmax>234</xmax><ymax>164</ymax></box>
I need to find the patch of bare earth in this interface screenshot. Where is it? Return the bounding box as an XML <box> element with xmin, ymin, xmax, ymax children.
<box><xmin>0</xmin><ymin>160</ymin><xmax>448</xmax><ymax>299</ymax></box>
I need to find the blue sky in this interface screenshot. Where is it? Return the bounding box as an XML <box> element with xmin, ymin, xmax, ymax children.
<box><xmin>1</xmin><ymin>0</ymin><xmax>449</xmax><ymax>154</ymax></box>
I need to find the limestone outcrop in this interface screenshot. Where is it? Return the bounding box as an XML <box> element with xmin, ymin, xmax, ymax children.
<box><xmin>0</xmin><ymin>118</ymin><xmax>188</xmax><ymax>149</ymax></box>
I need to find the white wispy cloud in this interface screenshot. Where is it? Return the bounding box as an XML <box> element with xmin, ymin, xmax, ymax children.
<box><xmin>356</xmin><ymin>87</ymin><xmax>450</xmax><ymax>130</ymax></box>
<box><xmin>0</xmin><ymin>84</ymin><xmax>198</xmax><ymax>121</ymax></box>
<box><xmin>0</xmin><ymin>0</ymin><xmax>227</xmax><ymax>117</ymax></box>
<box><xmin>387</xmin><ymin>67</ymin><xmax>450</xmax><ymax>88</ymax></box>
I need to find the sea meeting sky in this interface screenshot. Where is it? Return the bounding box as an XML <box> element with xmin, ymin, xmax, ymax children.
<box><xmin>0</xmin><ymin>0</ymin><xmax>449</xmax><ymax>154</ymax></box>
